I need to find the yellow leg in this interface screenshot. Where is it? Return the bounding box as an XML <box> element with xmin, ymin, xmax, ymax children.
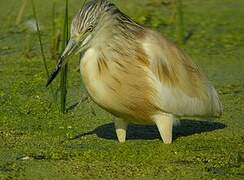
<box><xmin>153</xmin><ymin>113</ymin><xmax>174</xmax><ymax>144</ymax></box>
<box><xmin>114</xmin><ymin>118</ymin><xmax>128</xmax><ymax>143</ymax></box>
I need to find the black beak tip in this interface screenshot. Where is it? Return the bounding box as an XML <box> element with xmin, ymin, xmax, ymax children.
<box><xmin>46</xmin><ymin>79</ymin><xmax>52</xmax><ymax>88</ymax></box>
<box><xmin>46</xmin><ymin>66</ymin><xmax>61</xmax><ymax>88</ymax></box>
<box><xmin>46</xmin><ymin>76</ymin><xmax>54</xmax><ymax>88</ymax></box>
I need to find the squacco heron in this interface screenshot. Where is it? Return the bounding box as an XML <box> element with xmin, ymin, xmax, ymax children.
<box><xmin>47</xmin><ymin>0</ymin><xmax>223</xmax><ymax>144</ymax></box>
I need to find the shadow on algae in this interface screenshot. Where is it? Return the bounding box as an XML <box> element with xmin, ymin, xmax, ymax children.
<box><xmin>71</xmin><ymin>120</ymin><xmax>226</xmax><ymax>141</ymax></box>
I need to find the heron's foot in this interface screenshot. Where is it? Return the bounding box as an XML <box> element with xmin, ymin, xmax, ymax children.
<box><xmin>114</xmin><ymin>118</ymin><xmax>128</xmax><ymax>143</ymax></box>
<box><xmin>153</xmin><ymin>113</ymin><xmax>174</xmax><ymax>144</ymax></box>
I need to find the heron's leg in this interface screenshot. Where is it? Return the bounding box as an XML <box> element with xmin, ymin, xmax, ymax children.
<box><xmin>153</xmin><ymin>113</ymin><xmax>174</xmax><ymax>144</ymax></box>
<box><xmin>114</xmin><ymin>118</ymin><xmax>128</xmax><ymax>143</ymax></box>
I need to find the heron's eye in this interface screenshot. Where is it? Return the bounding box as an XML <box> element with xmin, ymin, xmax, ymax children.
<box><xmin>87</xmin><ymin>26</ymin><xmax>93</xmax><ymax>32</ymax></box>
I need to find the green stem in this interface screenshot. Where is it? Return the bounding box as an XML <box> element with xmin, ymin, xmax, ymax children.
<box><xmin>16</xmin><ymin>0</ymin><xmax>28</xmax><ymax>26</ymax></box>
<box><xmin>51</xmin><ymin>0</ymin><xmax>58</xmax><ymax>60</ymax></box>
<box><xmin>60</xmin><ymin>0</ymin><xmax>69</xmax><ymax>113</ymax></box>
<box><xmin>31</xmin><ymin>0</ymin><xmax>57</xmax><ymax>105</ymax></box>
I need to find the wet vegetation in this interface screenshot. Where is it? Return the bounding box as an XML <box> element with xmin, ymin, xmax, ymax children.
<box><xmin>0</xmin><ymin>0</ymin><xmax>243</xmax><ymax>179</ymax></box>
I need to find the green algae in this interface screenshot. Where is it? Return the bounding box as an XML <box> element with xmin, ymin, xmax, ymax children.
<box><xmin>0</xmin><ymin>0</ymin><xmax>243</xmax><ymax>179</ymax></box>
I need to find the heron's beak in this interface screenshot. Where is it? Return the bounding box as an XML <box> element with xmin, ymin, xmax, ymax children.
<box><xmin>46</xmin><ymin>39</ymin><xmax>78</xmax><ymax>87</ymax></box>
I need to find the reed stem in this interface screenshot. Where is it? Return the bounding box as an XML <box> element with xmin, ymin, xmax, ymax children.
<box><xmin>60</xmin><ymin>0</ymin><xmax>69</xmax><ymax>113</ymax></box>
<box><xmin>51</xmin><ymin>0</ymin><xmax>60</xmax><ymax>60</ymax></box>
<box><xmin>31</xmin><ymin>0</ymin><xmax>57</xmax><ymax>104</ymax></box>
<box><xmin>16</xmin><ymin>0</ymin><xmax>28</xmax><ymax>26</ymax></box>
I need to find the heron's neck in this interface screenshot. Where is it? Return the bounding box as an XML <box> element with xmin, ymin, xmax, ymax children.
<box><xmin>90</xmin><ymin>13</ymin><xmax>144</xmax><ymax>53</ymax></box>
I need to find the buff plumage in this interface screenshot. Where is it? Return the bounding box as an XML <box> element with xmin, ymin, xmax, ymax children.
<box><xmin>47</xmin><ymin>0</ymin><xmax>223</xmax><ymax>144</ymax></box>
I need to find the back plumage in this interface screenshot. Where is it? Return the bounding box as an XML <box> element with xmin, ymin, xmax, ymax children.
<box><xmin>142</xmin><ymin>29</ymin><xmax>223</xmax><ymax>119</ymax></box>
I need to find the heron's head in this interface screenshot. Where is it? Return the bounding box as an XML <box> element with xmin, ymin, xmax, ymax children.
<box><xmin>46</xmin><ymin>0</ymin><xmax>113</xmax><ymax>87</ymax></box>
